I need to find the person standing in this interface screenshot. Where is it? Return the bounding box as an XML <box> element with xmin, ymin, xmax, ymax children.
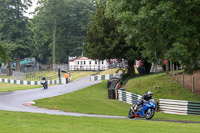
<box><xmin>64</xmin><ymin>72</ymin><xmax>69</xmax><ymax>84</ymax></box>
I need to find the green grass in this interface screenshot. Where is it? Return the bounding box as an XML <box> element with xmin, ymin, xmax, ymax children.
<box><xmin>125</xmin><ymin>73</ymin><xmax>200</xmax><ymax>101</ymax></box>
<box><xmin>97</xmin><ymin>68</ymin><xmax>139</xmax><ymax>75</ymax></box>
<box><xmin>35</xmin><ymin>81</ymin><xmax>200</xmax><ymax>122</ymax></box>
<box><xmin>70</xmin><ymin>71</ymin><xmax>96</xmax><ymax>81</ymax></box>
<box><xmin>0</xmin><ymin>82</ymin><xmax>41</xmax><ymax>92</ymax></box>
<box><xmin>97</xmin><ymin>68</ymin><xmax>120</xmax><ymax>75</ymax></box>
<box><xmin>0</xmin><ymin>111</ymin><xmax>199</xmax><ymax>133</ymax></box>
<box><xmin>35</xmin><ymin>81</ymin><xmax>129</xmax><ymax>116</ymax></box>
<box><xmin>0</xmin><ymin>71</ymin><xmax>96</xmax><ymax>81</ymax></box>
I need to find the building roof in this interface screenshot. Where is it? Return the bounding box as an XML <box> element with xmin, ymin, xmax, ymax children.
<box><xmin>69</xmin><ymin>56</ymin><xmax>90</xmax><ymax>62</ymax></box>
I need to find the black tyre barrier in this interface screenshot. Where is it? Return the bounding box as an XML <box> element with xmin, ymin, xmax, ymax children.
<box><xmin>107</xmin><ymin>76</ymin><xmax>121</xmax><ymax>99</ymax></box>
<box><xmin>108</xmin><ymin>89</ymin><xmax>115</xmax><ymax>99</ymax></box>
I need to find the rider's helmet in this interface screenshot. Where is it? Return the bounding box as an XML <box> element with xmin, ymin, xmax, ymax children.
<box><xmin>42</xmin><ymin>76</ymin><xmax>46</xmax><ymax>80</ymax></box>
<box><xmin>147</xmin><ymin>91</ymin><xmax>153</xmax><ymax>98</ymax></box>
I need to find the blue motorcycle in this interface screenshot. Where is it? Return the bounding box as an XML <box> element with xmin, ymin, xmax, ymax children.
<box><xmin>128</xmin><ymin>99</ymin><xmax>156</xmax><ymax>120</ymax></box>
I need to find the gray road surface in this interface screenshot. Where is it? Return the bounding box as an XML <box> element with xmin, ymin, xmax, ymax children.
<box><xmin>0</xmin><ymin>76</ymin><xmax>126</xmax><ymax>119</ymax></box>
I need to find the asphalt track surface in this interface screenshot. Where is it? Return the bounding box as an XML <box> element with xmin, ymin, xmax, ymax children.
<box><xmin>0</xmin><ymin>76</ymin><xmax>199</xmax><ymax>124</ymax></box>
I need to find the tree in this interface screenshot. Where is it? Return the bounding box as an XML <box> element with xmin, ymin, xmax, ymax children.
<box><xmin>85</xmin><ymin>0</ymin><xmax>140</xmax><ymax>76</ymax></box>
<box><xmin>0</xmin><ymin>0</ymin><xmax>32</xmax><ymax>72</ymax></box>
<box><xmin>106</xmin><ymin>0</ymin><xmax>200</xmax><ymax>73</ymax></box>
<box><xmin>31</xmin><ymin>0</ymin><xmax>95</xmax><ymax>64</ymax></box>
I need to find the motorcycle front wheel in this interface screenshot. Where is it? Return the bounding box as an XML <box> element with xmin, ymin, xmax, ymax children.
<box><xmin>145</xmin><ymin>108</ymin><xmax>155</xmax><ymax>120</ymax></box>
<box><xmin>128</xmin><ymin>108</ymin><xmax>135</xmax><ymax>118</ymax></box>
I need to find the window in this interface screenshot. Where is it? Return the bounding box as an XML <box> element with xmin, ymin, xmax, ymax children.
<box><xmin>95</xmin><ymin>61</ymin><xmax>97</xmax><ymax>64</ymax></box>
<box><xmin>89</xmin><ymin>61</ymin><xmax>91</xmax><ymax>65</ymax></box>
<box><xmin>102</xmin><ymin>61</ymin><xmax>104</xmax><ymax>64</ymax></box>
<box><xmin>77</xmin><ymin>61</ymin><xmax>79</xmax><ymax>65</ymax></box>
<box><xmin>84</xmin><ymin>61</ymin><xmax>86</xmax><ymax>65</ymax></box>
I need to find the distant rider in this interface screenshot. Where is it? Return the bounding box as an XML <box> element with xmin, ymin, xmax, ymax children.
<box><xmin>134</xmin><ymin>91</ymin><xmax>153</xmax><ymax>112</ymax></box>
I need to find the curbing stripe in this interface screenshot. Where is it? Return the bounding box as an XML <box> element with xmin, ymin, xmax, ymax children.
<box><xmin>0</xmin><ymin>78</ymin><xmax>62</xmax><ymax>85</ymax></box>
<box><xmin>17</xmin><ymin>80</ymin><xmax>20</xmax><ymax>84</ymax></box>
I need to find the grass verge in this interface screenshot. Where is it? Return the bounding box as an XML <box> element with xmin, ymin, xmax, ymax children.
<box><xmin>35</xmin><ymin>81</ymin><xmax>200</xmax><ymax>122</ymax></box>
<box><xmin>0</xmin><ymin>111</ymin><xmax>199</xmax><ymax>133</ymax></box>
<box><xmin>70</xmin><ymin>71</ymin><xmax>96</xmax><ymax>81</ymax></box>
<box><xmin>0</xmin><ymin>82</ymin><xmax>41</xmax><ymax>92</ymax></box>
<box><xmin>125</xmin><ymin>73</ymin><xmax>200</xmax><ymax>101</ymax></box>
<box><xmin>0</xmin><ymin>71</ymin><xmax>96</xmax><ymax>81</ymax></box>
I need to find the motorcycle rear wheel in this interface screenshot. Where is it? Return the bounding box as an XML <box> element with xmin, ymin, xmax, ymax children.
<box><xmin>128</xmin><ymin>108</ymin><xmax>135</xmax><ymax>118</ymax></box>
<box><xmin>145</xmin><ymin>108</ymin><xmax>155</xmax><ymax>120</ymax></box>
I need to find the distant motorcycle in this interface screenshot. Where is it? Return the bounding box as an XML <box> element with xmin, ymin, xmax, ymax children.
<box><xmin>41</xmin><ymin>77</ymin><xmax>48</xmax><ymax>89</ymax></box>
<box><xmin>128</xmin><ymin>99</ymin><xmax>156</xmax><ymax>120</ymax></box>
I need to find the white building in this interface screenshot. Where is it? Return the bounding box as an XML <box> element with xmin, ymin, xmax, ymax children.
<box><xmin>68</xmin><ymin>56</ymin><xmax>109</xmax><ymax>71</ymax></box>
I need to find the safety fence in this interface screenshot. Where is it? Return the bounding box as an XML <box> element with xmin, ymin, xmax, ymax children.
<box><xmin>159</xmin><ymin>99</ymin><xmax>200</xmax><ymax>115</ymax></box>
<box><xmin>0</xmin><ymin>78</ymin><xmax>60</xmax><ymax>85</ymax></box>
<box><xmin>69</xmin><ymin>65</ymin><xmax>108</xmax><ymax>71</ymax></box>
<box><xmin>117</xmin><ymin>90</ymin><xmax>200</xmax><ymax>115</ymax></box>
<box><xmin>90</xmin><ymin>73</ymin><xmax>120</xmax><ymax>81</ymax></box>
<box><xmin>118</xmin><ymin>90</ymin><xmax>141</xmax><ymax>105</ymax></box>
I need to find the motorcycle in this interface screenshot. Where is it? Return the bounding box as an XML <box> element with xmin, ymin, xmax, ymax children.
<box><xmin>41</xmin><ymin>79</ymin><xmax>48</xmax><ymax>89</ymax></box>
<box><xmin>128</xmin><ymin>99</ymin><xmax>156</xmax><ymax>120</ymax></box>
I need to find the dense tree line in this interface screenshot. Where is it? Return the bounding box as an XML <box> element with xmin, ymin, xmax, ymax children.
<box><xmin>1</xmin><ymin>0</ymin><xmax>199</xmax><ymax>75</ymax></box>
<box><xmin>85</xmin><ymin>0</ymin><xmax>200</xmax><ymax>75</ymax></box>
<box><xmin>32</xmin><ymin>0</ymin><xmax>95</xmax><ymax>64</ymax></box>
<box><xmin>0</xmin><ymin>0</ymin><xmax>95</xmax><ymax>71</ymax></box>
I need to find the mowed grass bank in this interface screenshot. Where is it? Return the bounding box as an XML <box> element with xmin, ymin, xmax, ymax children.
<box><xmin>35</xmin><ymin>81</ymin><xmax>129</xmax><ymax>116</ymax></box>
<box><xmin>70</xmin><ymin>71</ymin><xmax>96</xmax><ymax>81</ymax></box>
<box><xmin>35</xmin><ymin>81</ymin><xmax>200</xmax><ymax>122</ymax></box>
<box><xmin>0</xmin><ymin>71</ymin><xmax>97</xmax><ymax>81</ymax></box>
<box><xmin>0</xmin><ymin>111</ymin><xmax>199</xmax><ymax>133</ymax></box>
<box><xmin>125</xmin><ymin>73</ymin><xmax>200</xmax><ymax>101</ymax></box>
<box><xmin>0</xmin><ymin>82</ymin><xmax>41</xmax><ymax>92</ymax></box>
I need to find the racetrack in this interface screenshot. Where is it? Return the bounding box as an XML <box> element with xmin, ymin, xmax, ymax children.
<box><xmin>0</xmin><ymin>76</ymin><xmax>199</xmax><ymax>124</ymax></box>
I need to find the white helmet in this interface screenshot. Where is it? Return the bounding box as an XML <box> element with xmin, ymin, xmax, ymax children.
<box><xmin>147</xmin><ymin>91</ymin><xmax>153</xmax><ymax>96</ymax></box>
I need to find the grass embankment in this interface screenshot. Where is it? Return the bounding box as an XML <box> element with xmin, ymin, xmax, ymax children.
<box><xmin>0</xmin><ymin>111</ymin><xmax>199</xmax><ymax>133</ymax></box>
<box><xmin>35</xmin><ymin>81</ymin><xmax>129</xmax><ymax>116</ymax></box>
<box><xmin>0</xmin><ymin>71</ymin><xmax>96</xmax><ymax>81</ymax></box>
<box><xmin>35</xmin><ymin>80</ymin><xmax>200</xmax><ymax>122</ymax></box>
<box><xmin>125</xmin><ymin>73</ymin><xmax>200</xmax><ymax>101</ymax></box>
<box><xmin>0</xmin><ymin>82</ymin><xmax>41</xmax><ymax>92</ymax></box>
<box><xmin>97</xmin><ymin>68</ymin><xmax>119</xmax><ymax>75</ymax></box>
<box><xmin>70</xmin><ymin>71</ymin><xmax>96</xmax><ymax>81</ymax></box>
<box><xmin>97</xmin><ymin>68</ymin><xmax>139</xmax><ymax>75</ymax></box>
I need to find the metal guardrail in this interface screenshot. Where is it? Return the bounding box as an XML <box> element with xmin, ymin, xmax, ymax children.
<box><xmin>0</xmin><ymin>78</ymin><xmax>60</xmax><ymax>85</ymax></box>
<box><xmin>159</xmin><ymin>99</ymin><xmax>200</xmax><ymax>115</ymax></box>
<box><xmin>118</xmin><ymin>90</ymin><xmax>142</xmax><ymax>105</ymax></box>
<box><xmin>90</xmin><ymin>73</ymin><xmax>121</xmax><ymax>81</ymax></box>
<box><xmin>117</xmin><ymin>90</ymin><xmax>200</xmax><ymax>115</ymax></box>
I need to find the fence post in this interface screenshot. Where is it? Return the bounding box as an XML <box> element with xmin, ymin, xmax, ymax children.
<box><xmin>173</xmin><ymin>64</ymin><xmax>175</xmax><ymax>77</ymax></box>
<box><xmin>182</xmin><ymin>71</ymin><xmax>184</xmax><ymax>86</ymax></box>
<box><xmin>192</xmin><ymin>76</ymin><xmax>195</xmax><ymax>92</ymax></box>
<box><xmin>176</xmin><ymin>65</ymin><xmax>178</xmax><ymax>81</ymax></box>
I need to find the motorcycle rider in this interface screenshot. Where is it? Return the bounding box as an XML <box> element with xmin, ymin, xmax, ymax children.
<box><xmin>134</xmin><ymin>91</ymin><xmax>153</xmax><ymax>112</ymax></box>
<box><xmin>41</xmin><ymin>76</ymin><xmax>48</xmax><ymax>89</ymax></box>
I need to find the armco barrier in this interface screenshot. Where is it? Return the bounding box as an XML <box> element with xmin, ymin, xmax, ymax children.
<box><xmin>90</xmin><ymin>73</ymin><xmax>120</xmax><ymax>81</ymax></box>
<box><xmin>159</xmin><ymin>99</ymin><xmax>200</xmax><ymax>115</ymax></box>
<box><xmin>0</xmin><ymin>78</ymin><xmax>60</xmax><ymax>85</ymax></box>
<box><xmin>117</xmin><ymin>90</ymin><xmax>200</xmax><ymax>115</ymax></box>
<box><xmin>118</xmin><ymin>90</ymin><xmax>141</xmax><ymax>105</ymax></box>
